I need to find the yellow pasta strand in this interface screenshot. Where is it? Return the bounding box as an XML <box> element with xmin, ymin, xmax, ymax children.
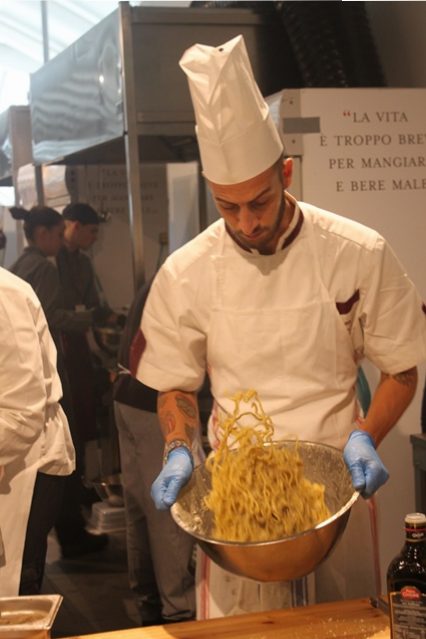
<box><xmin>205</xmin><ymin>390</ymin><xmax>331</xmax><ymax>542</ymax></box>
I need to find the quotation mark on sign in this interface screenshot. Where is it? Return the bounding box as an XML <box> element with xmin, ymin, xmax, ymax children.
<box><xmin>343</xmin><ymin>111</ymin><xmax>351</xmax><ymax>117</ymax></box>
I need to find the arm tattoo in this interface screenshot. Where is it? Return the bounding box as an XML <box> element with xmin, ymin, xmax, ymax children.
<box><xmin>384</xmin><ymin>367</ymin><xmax>417</xmax><ymax>387</ymax></box>
<box><xmin>176</xmin><ymin>393</ymin><xmax>197</xmax><ymax>419</ymax></box>
<box><xmin>185</xmin><ymin>422</ymin><xmax>196</xmax><ymax>441</ymax></box>
<box><xmin>163</xmin><ymin>411</ymin><xmax>177</xmax><ymax>435</ymax></box>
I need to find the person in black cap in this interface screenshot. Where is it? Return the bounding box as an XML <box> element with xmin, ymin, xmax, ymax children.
<box><xmin>56</xmin><ymin>202</ymin><xmax>116</xmax><ymax>445</ymax></box>
<box><xmin>55</xmin><ymin>203</ymin><xmax>117</xmax><ymax>557</ymax></box>
<box><xmin>58</xmin><ymin>203</ymin><xmax>111</xmax><ymax>325</ymax></box>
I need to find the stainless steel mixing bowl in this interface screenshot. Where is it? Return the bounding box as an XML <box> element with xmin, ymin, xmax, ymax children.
<box><xmin>171</xmin><ymin>440</ymin><xmax>359</xmax><ymax>582</ymax></box>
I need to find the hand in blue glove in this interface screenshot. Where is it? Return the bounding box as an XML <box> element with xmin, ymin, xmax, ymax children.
<box><xmin>151</xmin><ymin>446</ymin><xmax>193</xmax><ymax>510</ymax></box>
<box><xmin>343</xmin><ymin>429</ymin><xmax>389</xmax><ymax>499</ymax></box>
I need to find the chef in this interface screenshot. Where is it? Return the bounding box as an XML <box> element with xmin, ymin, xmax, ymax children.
<box><xmin>135</xmin><ymin>35</ymin><xmax>426</xmax><ymax>617</ymax></box>
<box><xmin>0</xmin><ymin>267</ymin><xmax>75</xmax><ymax>595</ymax></box>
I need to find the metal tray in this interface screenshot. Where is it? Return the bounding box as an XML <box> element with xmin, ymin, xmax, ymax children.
<box><xmin>0</xmin><ymin>595</ymin><xmax>62</xmax><ymax>639</ymax></box>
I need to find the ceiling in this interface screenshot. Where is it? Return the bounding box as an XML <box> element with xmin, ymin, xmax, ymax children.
<box><xmin>0</xmin><ymin>0</ymin><xmax>189</xmax><ymax>112</ymax></box>
<box><xmin>0</xmin><ymin>0</ymin><xmax>119</xmax><ymax>111</ymax></box>
<box><xmin>0</xmin><ymin>1</ymin><xmax>120</xmax><ymax>71</ymax></box>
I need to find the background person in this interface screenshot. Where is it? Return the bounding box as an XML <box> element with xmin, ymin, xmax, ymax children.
<box><xmin>0</xmin><ymin>266</ymin><xmax>75</xmax><ymax>595</ymax></box>
<box><xmin>113</xmin><ymin>278</ymin><xmax>197</xmax><ymax>626</ymax></box>
<box><xmin>135</xmin><ymin>35</ymin><xmax>426</xmax><ymax>618</ymax></box>
<box><xmin>56</xmin><ymin>202</ymin><xmax>118</xmax><ymax>452</ymax></box>
<box><xmin>9</xmin><ymin>205</ymin><xmax>107</xmax><ymax>559</ymax></box>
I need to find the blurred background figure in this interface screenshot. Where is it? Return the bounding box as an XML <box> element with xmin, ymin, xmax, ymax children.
<box><xmin>113</xmin><ymin>278</ymin><xmax>196</xmax><ymax>626</ymax></box>
<box><xmin>57</xmin><ymin>202</ymin><xmax>118</xmax><ymax>454</ymax></box>
<box><xmin>0</xmin><ymin>227</ymin><xmax>6</xmax><ymax>267</ymax></box>
<box><xmin>0</xmin><ymin>266</ymin><xmax>75</xmax><ymax>595</ymax></box>
<box><xmin>9</xmin><ymin>205</ymin><xmax>108</xmax><ymax>559</ymax></box>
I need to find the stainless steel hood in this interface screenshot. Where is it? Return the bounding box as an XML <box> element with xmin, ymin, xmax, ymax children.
<box><xmin>0</xmin><ymin>106</ymin><xmax>33</xmax><ymax>186</ymax></box>
<box><xmin>29</xmin><ymin>4</ymin><xmax>288</xmax><ymax>165</ymax></box>
<box><xmin>29</xmin><ymin>3</ymin><xmax>289</xmax><ymax>290</ymax></box>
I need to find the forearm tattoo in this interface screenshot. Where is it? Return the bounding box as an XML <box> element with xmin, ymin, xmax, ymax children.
<box><xmin>383</xmin><ymin>367</ymin><xmax>417</xmax><ymax>387</ymax></box>
<box><xmin>176</xmin><ymin>393</ymin><xmax>198</xmax><ymax>419</ymax></box>
<box><xmin>157</xmin><ymin>391</ymin><xmax>199</xmax><ymax>442</ymax></box>
<box><xmin>185</xmin><ymin>422</ymin><xmax>195</xmax><ymax>441</ymax></box>
<box><xmin>163</xmin><ymin>411</ymin><xmax>176</xmax><ymax>435</ymax></box>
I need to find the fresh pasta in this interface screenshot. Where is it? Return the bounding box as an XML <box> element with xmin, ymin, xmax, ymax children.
<box><xmin>204</xmin><ymin>390</ymin><xmax>331</xmax><ymax>542</ymax></box>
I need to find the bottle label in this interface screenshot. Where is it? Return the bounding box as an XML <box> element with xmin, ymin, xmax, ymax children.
<box><xmin>406</xmin><ymin>527</ymin><xmax>426</xmax><ymax>542</ymax></box>
<box><xmin>389</xmin><ymin>587</ymin><xmax>426</xmax><ymax>638</ymax></box>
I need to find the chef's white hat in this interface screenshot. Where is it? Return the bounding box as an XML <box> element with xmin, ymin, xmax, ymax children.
<box><xmin>179</xmin><ymin>34</ymin><xmax>283</xmax><ymax>185</ymax></box>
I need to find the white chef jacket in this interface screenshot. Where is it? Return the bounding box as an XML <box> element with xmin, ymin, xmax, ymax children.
<box><xmin>0</xmin><ymin>267</ymin><xmax>75</xmax><ymax>595</ymax></box>
<box><xmin>136</xmin><ymin>199</ymin><xmax>426</xmax><ymax>617</ymax></box>
<box><xmin>137</xmin><ymin>200</ymin><xmax>426</xmax><ymax>449</ymax></box>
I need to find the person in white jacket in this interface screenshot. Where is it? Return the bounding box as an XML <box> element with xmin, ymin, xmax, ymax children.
<box><xmin>135</xmin><ymin>35</ymin><xmax>426</xmax><ymax>618</ymax></box>
<box><xmin>0</xmin><ymin>267</ymin><xmax>75</xmax><ymax>595</ymax></box>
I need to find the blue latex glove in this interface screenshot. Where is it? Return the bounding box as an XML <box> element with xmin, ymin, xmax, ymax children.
<box><xmin>343</xmin><ymin>430</ymin><xmax>389</xmax><ymax>499</ymax></box>
<box><xmin>151</xmin><ymin>447</ymin><xmax>193</xmax><ymax>510</ymax></box>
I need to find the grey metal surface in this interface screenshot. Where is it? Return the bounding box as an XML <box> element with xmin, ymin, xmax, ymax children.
<box><xmin>29</xmin><ymin>2</ymin><xmax>290</xmax><ymax>292</ymax></box>
<box><xmin>30</xmin><ymin>4</ymin><xmax>288</xmax><ymax>165</ymax></box>
<box><xmin>0</xmin><ymin>109</ymin><xmax>12</xmax><ymax>182</ymax></box>
<box><xmin>0</xmin><ymin>106</ymin><xmax>32</xmax><ymax>185</ymax></box>
<box><xmin>0</xmin><ymin>595</ymin><xmax>62</xmax><ymax>639</ymax></box>
<box><xmin>120</xmin><ymin>1</ymin><xmax>146</xmax><ymax>291</ymax></box>
<box><xmin>172</xmin><ymin>440</ymin><xmax>359</xmax><ymax>582</ymax></box>
<box><xmin>130</xmin><ymin>7</ymin><xmax>287</xmax><ymax>129</ymax></box>
<box><xmin>30</xmin><ymin>9</ymin><xmax>123</xmax><ymax>164</ymax></box>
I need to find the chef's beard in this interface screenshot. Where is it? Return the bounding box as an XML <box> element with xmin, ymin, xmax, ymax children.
<box><xmin>227</xmin><ymin>193</ymin><xmax>287</xmax><ymax>254</ymax></box>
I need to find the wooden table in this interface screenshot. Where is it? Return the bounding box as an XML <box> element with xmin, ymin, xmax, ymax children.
<box><xmin>64</xmin><ymin>597</ymin><xmax>390</xmax><ymax>639</ymax></box>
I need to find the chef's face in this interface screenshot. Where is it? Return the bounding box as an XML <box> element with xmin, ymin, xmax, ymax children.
<box><xmin>209</xmin><ymin>158</ymin><xmax>293</xmax><ymax>254</ymax></box>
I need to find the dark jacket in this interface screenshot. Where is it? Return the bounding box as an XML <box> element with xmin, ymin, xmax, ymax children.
<box><xmin>113</xmin><ymin>278</ymin><xmax>213</xmax><ymax>423</ymax></box>
<box><xmin>113</xmin><ymin>279</ymin><xmax>158</xmax><ymax>412</ymax></box>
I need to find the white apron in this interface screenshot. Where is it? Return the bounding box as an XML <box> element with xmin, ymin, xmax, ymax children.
<box><xmin>0</xmin><ymin>439</ymin><xmax>42</xmax><ymax>596</ymax></box>
<box><xmin>197</xmin><ymin>217</ymin><xmax>375</xmax><ymax>618</ymax></box>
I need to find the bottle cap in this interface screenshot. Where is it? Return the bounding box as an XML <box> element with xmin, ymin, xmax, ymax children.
<box><xmin>405</xmin><ymin>513</ymin><xmax>426</xmax><ymax>525</ymax></box>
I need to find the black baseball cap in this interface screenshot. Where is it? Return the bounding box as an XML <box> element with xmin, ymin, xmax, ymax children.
<box><xmin>62</xmin><ymin>203</ymin><xmax>100</xmax><ymax>225</ymax></box>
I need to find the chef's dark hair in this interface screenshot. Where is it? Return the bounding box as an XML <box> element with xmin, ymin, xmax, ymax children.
<box><xmin>62</xmin><ymin>202</ymin><xmax>100</xmax><ymax>225</ymax></box>
<box><xmin>9</xmin><ymin>205</ymin><xmax>62</xmax><ymax>241</ymax></box>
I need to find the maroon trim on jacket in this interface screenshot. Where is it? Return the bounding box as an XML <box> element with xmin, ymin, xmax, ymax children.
<box><xmin>129</xmin><ymin>328</ymin><xmax>146</xmax><ymax>377</ymax></box>
<box><xmin>225</xmin><ymin>210</ymin><xmax>304</xmax><ymax>253</ymax></box>
<box><xmin>282</xmin><ymin>209</ymin><xmax>304</xmax><ymax>250</ymax></box>
<box><xmin>336</xmin><ymin>289</ymin><xmax>360</xmax><ymax>315</ymax></box>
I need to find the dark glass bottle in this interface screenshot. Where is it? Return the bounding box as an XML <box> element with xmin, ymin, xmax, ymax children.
<box><xmin>387</xmin><ymin>512</ymin><xmax>426</xmax><ymax>638</ymax></box>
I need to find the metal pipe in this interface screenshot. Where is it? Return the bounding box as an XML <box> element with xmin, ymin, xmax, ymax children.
<box><xmin>35</xmin><ymin>165</ymin><xmax>45</xmax><ymax>205</ymax></box>
<box><xmin>40</xmin><ymin>1</ymin><xmax>49</xmax><ymax>63</ymax></box>
<box><xmin>119</xmin><ymin>1</ymin><xmax>145</xmax><ymax>292</ymax></box>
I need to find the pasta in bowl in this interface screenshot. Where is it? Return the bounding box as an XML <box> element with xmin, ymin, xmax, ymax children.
<box><xmin>171</xmin><ymin>439</ymin><xmax>359</xmax><ymax>582</ymax></box>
